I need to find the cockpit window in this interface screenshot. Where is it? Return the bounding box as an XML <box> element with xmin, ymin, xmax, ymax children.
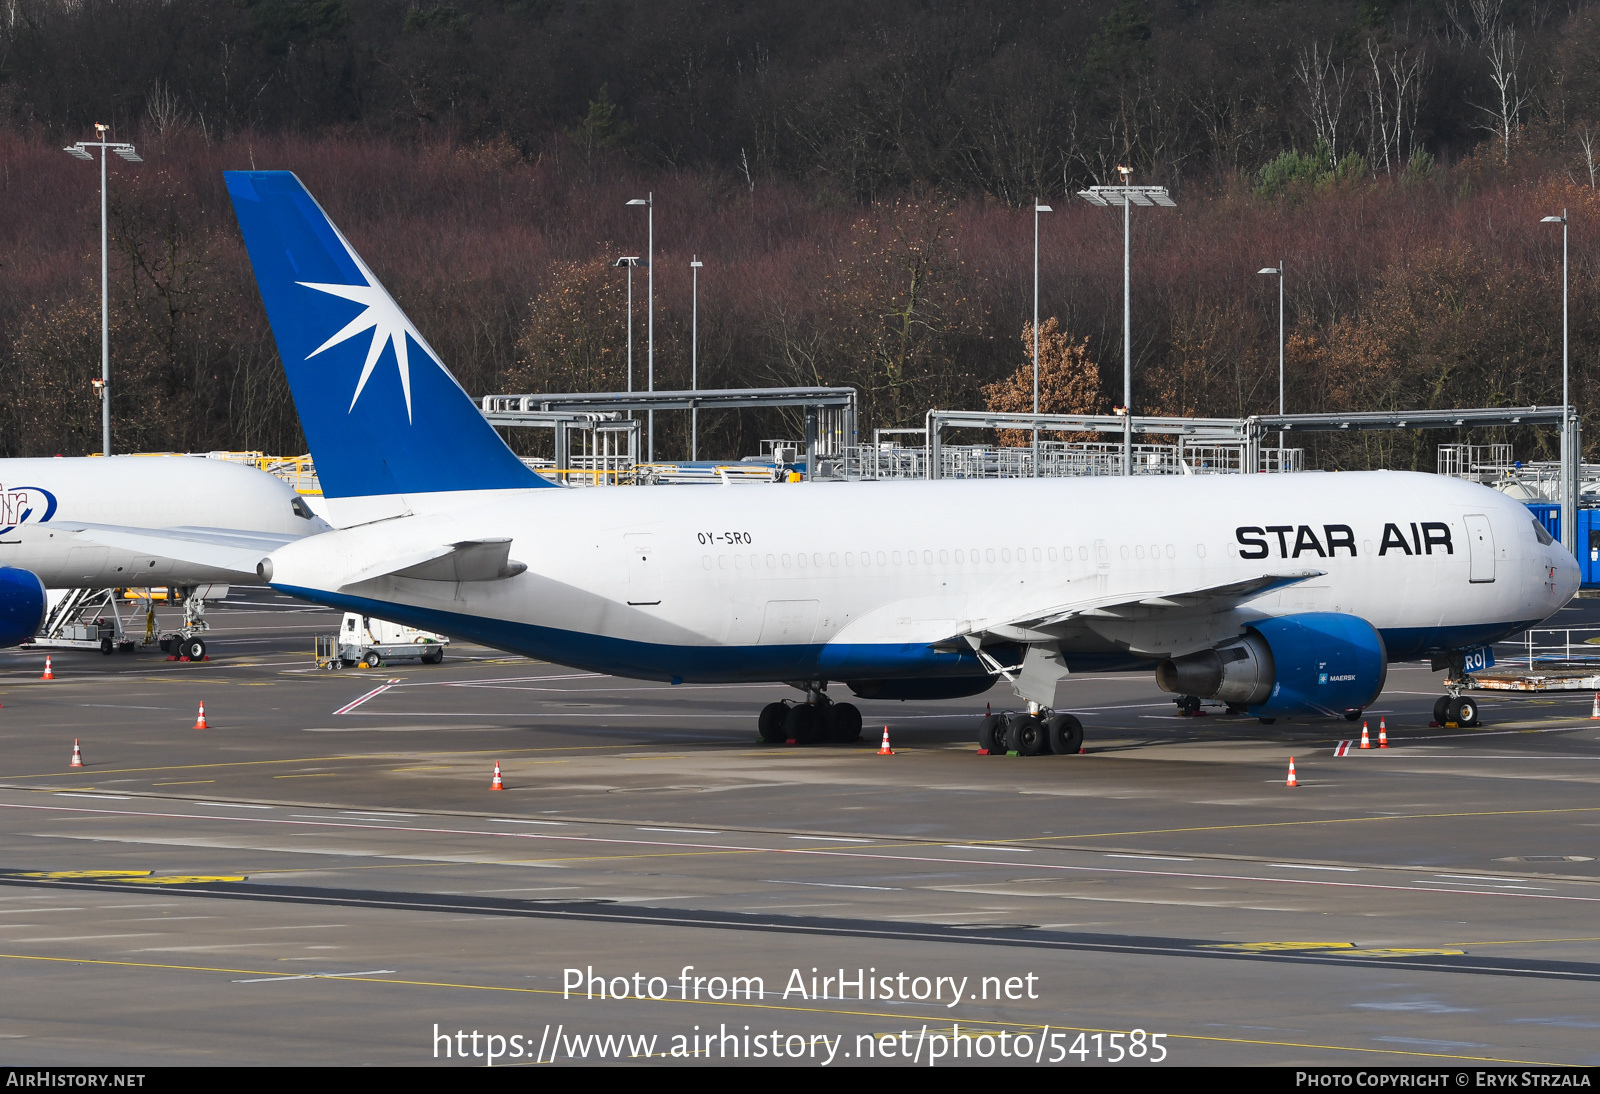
<box><xmin>1531</xmin><ymin>518</ymin><xmax>1555</xmax><ymax>546</ymax></box>
<box><xmin>291</xmin><ymin>496</ymin><xmax>314</xmax><ymax>520</ymax></box>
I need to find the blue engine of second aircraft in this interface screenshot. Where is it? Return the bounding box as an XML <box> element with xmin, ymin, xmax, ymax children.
<box><xmin>0</xmin><ymin>566</ymin><xmax>47</xmax><ymax>648</ymax></box>
<box><xmin>1156</xmin><ymin>611</ymin><xmax>1388</xmax><ymax>719</ymax></box>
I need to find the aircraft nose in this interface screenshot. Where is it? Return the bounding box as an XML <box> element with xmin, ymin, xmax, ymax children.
<box><xmin>1554</xmin><ymin>546</ymin><xmax>1582</xmax><ymax>600</ymax></box>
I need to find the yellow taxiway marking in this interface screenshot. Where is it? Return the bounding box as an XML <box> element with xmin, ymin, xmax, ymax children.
<box><xmin>1450</xmin><ymin>935</ymin><xmax>1600</xmax><ymax>947</ymax></box>
<box><xmin>9</xmin><ymin>870</ymin><xmax>152</xmax><ymax>879</ymax></box>
<box><xmin>1204</xmin><ymin>941</ymin><xmax>1354</xmax><ymax>952</ymax></box>
<box><xmin>152</xmin><ymin>781</ymin><xmax>214</xmax><ymax>786</ymax></box>
<box><xmin>0</xmin><ymin>953</ymin><xmax>1567</xmax><ymax>1066</ymax></box>
<box><xmin>958</xmin><ymin>805</ymin><xmax>1600</xmax><ymax>848</ymax></box>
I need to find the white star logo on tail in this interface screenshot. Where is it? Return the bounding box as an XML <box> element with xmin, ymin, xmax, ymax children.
<box><xmin>296</xmin><ymin>234</ymin><xmax>444</xmax><ymax>423</ymax></box>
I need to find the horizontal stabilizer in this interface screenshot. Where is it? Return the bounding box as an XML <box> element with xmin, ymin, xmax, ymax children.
<box><xmin>340</xmin><ymin>539</ymin><xmax>526</xmax><ymax>587</ymax></box>
<box><xmin>68</xmin><ymin>524</ymin><xmax>303</xmax><ymax>578</ymax></box>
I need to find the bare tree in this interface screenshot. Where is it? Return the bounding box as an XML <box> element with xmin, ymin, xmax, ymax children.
<box><xmin>1472</xmin><ymin>26</ymin><xmax>1529</xmax><ymax>163</ymax></box>
<box><xmin>1363</xmin><ymin>39</ymin><xmax>1428</xmax><ymax>174</ymax></box>
<box><xmin>146</xmin><ymin>80</ymin><xmax>186</xmax><ymax>141</ymax></box>
<box><xmin>1579</xmin><ymin>124</ymin><xmax>1598</xmax><ymax>189</ymax></box>
<box><xmin>1294</xmin><ymin>42</ymin><xmax>1353</xmax><ymax>166</ymax></box>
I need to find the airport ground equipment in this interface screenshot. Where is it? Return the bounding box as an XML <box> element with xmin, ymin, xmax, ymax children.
<box><xmin>26</xmin><ymin>584</ymin><xmax>227</xmax><ymax>658</ymax></box>
<box><xmin>317</xmin><ymin>613</ymin><xmax>449</xmax><ymax>668</ymax></box>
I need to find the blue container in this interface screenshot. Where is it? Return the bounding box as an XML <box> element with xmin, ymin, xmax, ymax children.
<box><xmin>1527</xmin><ymin>502</ymin><xmax>1600</xmax><ymax>588</ymax></box>
<box><xmin>1580</xmin><ymin>507</ymin><xmax>1600</xmax><ymax>589</ymax></box>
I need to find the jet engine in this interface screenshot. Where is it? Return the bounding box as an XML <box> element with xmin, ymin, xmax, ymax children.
<box><xmin>1155</xmin><ymin>612</ymin><xmax>1388</xmax><ymax>718</ymax></box>
<box><xmin>0</xmin><ymin>566</ymin><xmax>47</xmax><ymax>648</ymax></box>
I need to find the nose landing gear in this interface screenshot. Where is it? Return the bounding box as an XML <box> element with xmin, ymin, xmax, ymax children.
<box><xmin>1433</xmin><ymin>693</ymin><xmax>1481</xmax><ymax>727</ymax></box>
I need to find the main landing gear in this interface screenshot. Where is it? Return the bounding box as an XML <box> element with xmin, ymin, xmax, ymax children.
<box><xmin>757</xmin><ymin>689</ymin><xmax>863</xmax><ymax>746</ymax></box>
<box><xmin>977</xmin><ymin>709</ymin><xmax>1084</xmax><ymax>757</ymax></box>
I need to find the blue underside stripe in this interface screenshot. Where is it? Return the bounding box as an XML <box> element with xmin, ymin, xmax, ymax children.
<box><xmin>278</xmin><ymin>584</ymin><xmax>1537</xmax><ymax>686</ymax></box>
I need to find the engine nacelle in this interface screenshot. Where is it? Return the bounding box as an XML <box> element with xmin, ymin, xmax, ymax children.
<box><xmin>0</xmin><ymin>566</ymin><xmax>47</xmax><ymax>648</ymax></box>
<box><xmin>1156</xmin><ymin>612</ymin><xmax>1388</xmax><ymax>718</ymax></box>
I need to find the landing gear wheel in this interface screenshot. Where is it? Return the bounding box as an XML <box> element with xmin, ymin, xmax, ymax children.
<box><xmin>758</xmin><ymin>702</ymin><xmax>788</xmax><ymax>743</ymax></box>
<box><xmin>181</xmin><ymin>637</ymin><xmax>206</xmax><ymax>661</ymax></box>
<box><xmin>1447</xmin><ymin>695</ymin><xmax>1480</xmax><ymax>727</ymax></box>
<box><xmin>1177</xmin><ymin>695</ymin><xmax>1201</xmax><ymax>716</ymax></box>
<box><xmin>829</xmin><ymin>702</ymin><xmax>862</xmax><ymax>744</ymax></box>
<box><xmin>784</xmin><ymin>704</ymin><xmax>823</xmax><ymax>745</ymax></box>
<box><xmin>1046</xmin><ymin>713</ymin><xmax>1084</xmax><ymax>755</ymax></box>
<box><xmin>1006</xmin><ymin>715</ymin><xmax>1046</xmax><ymax>756</ymax></box>
<box><xmin>1433</xmin><ymin>695</ymin><xmax>1451</xmax><ymax>724</ymax></box>
<box><xmin>978</xmin><ymin>715</ymin><xmax>1005</xmax><ymax>753</ymax></box>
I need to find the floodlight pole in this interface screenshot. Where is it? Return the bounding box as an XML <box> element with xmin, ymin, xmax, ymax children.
<box><xmin>1542</xmin><ymin>210</ymin><xmax>1574</xmax><ymax>551</ymax></box>
<box><xmin>1259</xmin><ymin>261</ymin><xmax>1285</xmax><ymax>454</ymax></box>
<box><xmin>1032</xmin><ymin>200</ymin><xmax>1052</xmax><ymax>477</ymax></box>
<box><xmin>1122</xmin><ymin>190</ymin><xmax>1131</xmax><ymax>476</ymax></box>
<box><xmin>63</xmin><ymin>124</ymin><xmax>140</xmax><ymax>457</ymax></box>
<box><xmin>1076</xmin><ymin>173</ymin><xmax>1174</xmax><ymax>477</ymax></box>
<box><xmin>690</xmin><ymin>257</ymin><xmax>703</xmax><ymax>461</ymax></box>
<box><xmin>98</xmin><ymin>130</ymin><xmax>109</xmax><ymax>456</ymax></box>
<box><xmin>627</xmin><ymin>196</ymin><xmax>654</xmax><ymax>460</ymax></box>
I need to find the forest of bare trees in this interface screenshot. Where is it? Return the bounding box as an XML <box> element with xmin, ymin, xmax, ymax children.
<box><xmin>0</xmin><ymin>0</ymin><xmax>1597</xmax><ymax>466</ymax></box>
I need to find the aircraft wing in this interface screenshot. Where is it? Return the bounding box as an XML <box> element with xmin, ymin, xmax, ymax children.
<box><xmin>967</xmin><ymin>570</ymin><xmax>1326</xmax><ymax>642</ymax></box>
<box><xmin>62</xmin><ymin>523</ymin><xmax>301</xmax><ymax>578</ymax></box>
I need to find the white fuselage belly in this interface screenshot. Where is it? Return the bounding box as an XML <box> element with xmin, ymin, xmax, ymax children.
<box><xmin>267</xmin><ymin>471</ymin><xmax>1578</xmax><ymax>683</ymax></box>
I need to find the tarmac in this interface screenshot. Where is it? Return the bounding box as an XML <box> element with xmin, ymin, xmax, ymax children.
<box><xmin>1</xmin><ymin>588</ymin><xmax>1599</xmax><ymax>1067</ymax></box>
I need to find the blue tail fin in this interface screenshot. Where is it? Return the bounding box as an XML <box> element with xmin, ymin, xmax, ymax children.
<box><xmin>225</xmin><ymin>171</ymin><xmax>548</xmax><ymax>499</ymax></box>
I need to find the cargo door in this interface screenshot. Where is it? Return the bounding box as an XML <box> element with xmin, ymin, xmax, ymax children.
<box><xmin>625</xmin><ymin>533</ymin><xmax>661</xmax><ymax>605</ymax></box>
<box><xmin>65</xmin><ymin>545</ymin><xmax>108</xmax><ymax>584</ymax></box>
<box><xmin>1464</xmin><ymin>514</ymin><xmax>1495</xmax><ymax>583</ymax></box>
<box><xmin>758</xmin><ymin>600</ymin><xmax>819</xmax><ymax>644</ymax></box>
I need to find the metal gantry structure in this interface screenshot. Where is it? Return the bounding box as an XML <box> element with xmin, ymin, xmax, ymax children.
<box><xmin>481</xmin><ymin>387</ymin><xmax>858</xmax><ymax>481</ymax></box>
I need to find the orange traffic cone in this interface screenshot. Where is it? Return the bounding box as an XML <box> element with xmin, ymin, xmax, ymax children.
<box><xmin>69</xmin><ymin>739</ymin><xmax>83</xmax><ymax>768</ymax></box>
<box><xmin>1591</xmin><ymin>692</ymin><xmax>1600</xmax><ymax>720</ymax></box>
<box><xmin>490</xmin><ymin>761</ymin><xmax>504</xmax><ymax>790</ymax></box>
<box><xmin>193</xmin><ymin>701</ymin><xmax>208</xmax><ymax>730</ymax></box>
<box><xmin>1360</xmin><ymin>721</ymin><xmax>1370</xmax><ymax>749</ymax></box>
<box><xmin>1379</xmin><ymin>717</ymin><xmax>1389</xmax><ymax>748</ymax></box>
<box><xmin>41</xmin><ymin>656</ymin><xmax>53</xmax><ymax>681</ymax></box>
<box><xmin>1286</xmin><ymin>756</ymin><xmax>1298</xmax><ymax>787</ymax></box>
<box><xmin>877</xmin><ymin>726</ymin><xmax>894</xmax><ymax>756</ymax></box>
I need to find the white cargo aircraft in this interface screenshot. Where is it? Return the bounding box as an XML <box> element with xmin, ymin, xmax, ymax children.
<box><xmin>220</xmin><ymin>170</ymin><xmax>1579</xmax><ymax>752</ymax></box>
<box><xmin>0</xmin><ymin>456</ymin><xmax>329</xmax><ymax>655</ymax></box>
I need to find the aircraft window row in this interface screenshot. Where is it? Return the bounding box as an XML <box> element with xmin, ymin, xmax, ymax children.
<box><xmin>701</xmin><ymin>542</ymin><xmax>1196</xmax><ymax>572</ymax></box>
<box><xmin>702</xmin><ymin>546</ymin><xmax>1113</xmax><ymax>571</ymax></box>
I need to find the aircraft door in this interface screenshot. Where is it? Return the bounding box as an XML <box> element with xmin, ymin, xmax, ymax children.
<box><xmin>1463</xmin><ymin>514</ymin><xmax>1495</xmax><ymax>583</ymax></box>
<box><xmin>624</xmin><ymin>533</ymin><xmax>661</xmax><ymax>605</ymax></box>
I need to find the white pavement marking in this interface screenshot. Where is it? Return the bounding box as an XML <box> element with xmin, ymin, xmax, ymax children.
<box><xmin>332</xmin><ymin>680</ymin><xmax>401</xmax><ymax>715</ymax></box>
<box><xmin>231</xmin><ymin>969</ymin><xmax>396</xmax><ymax>984</ymax></box>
